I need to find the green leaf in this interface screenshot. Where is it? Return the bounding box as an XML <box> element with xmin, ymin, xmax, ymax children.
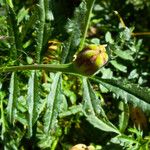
<box><xmin>82</xmin><ymin>77</ymin><xmax>103</xmax><ymax>116</ymax></box>
<box><xmin>119</xmin><ymin>27</ymin><xmax>132</xmax><ymax>41</ymax></box>
<box><xmin>82</xmin><ymin>77</ymin><xmax>119</xmax><ymax>134</ymax></box>
<box><xmin>0</xmin><ymin>83</ymin><xmax>7</xmax><ymax>140</ymax></box>
<box><xmin>111</xmin><ymin>135</ymin><xmax>139</xmax><ymax>148</ymax></box>
<box><xmin>114</xmin><ymin>49</ymin><xmax>134</xmax><ymax>61</ymax></box>
<box><xmin>92</xmin><ymin>77</ymin><xmax>150</xmax><ymax>113</ymax></box>
<box><xmin>59</xmin><ymin>105</ymin><xmax>83</xmax><ymax>118</ymax></box>
<box><xmin>86</xmin><ymin>115</ymin><xmax>120</xmax><ymax>134</ymax></box>
<box><xmin>35</xmin><ymin>1</ymin><xmax>45</xmax><ymax>63</ymax></box>
<box><xmin>44</xmin><ymin>72</ymin><xmax>62</xmax><ymax>133</ymax></box>
<box><xmin>110</xmin><ymin>60</ymin><xmax>127</xmax><ymax>72</ymax></box>
<box><xmin>7</xmin><ymin>72</ymin><xmax>18</xmax><ymax>123</ymax></box>
<box><xmin>62</xmin><ymin>1</ymin><xmax>87</xmax><ymax>63</ymax></box>
<box><xmin>21</xmin><ymin>5</ymin><xmax>39</xmax><ymax>41</ymax></box>
<box><xmin>17</xmin><ymin>7</ymin><xmax>29</xmax><ymax>24</ymax></box>
<box><xmin>27</xmin><ymin>71</ymin><xmax>41</xmax><ymax>137</ymax></box>
<box><xmin>6</xmin><ymin>0</ymin><xmax>14</xmax><ymax>8</ymax></box>
<box><xmin>105</xmin><ymin>32</ymin><xmax>114</xmax><ymax>44</ymax></box>
<box><xmin>118</xmin><ymin>102</ymin><xmax>129</xmax><ymax>133</ymax></box>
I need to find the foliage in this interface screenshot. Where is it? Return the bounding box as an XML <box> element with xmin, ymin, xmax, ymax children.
<box><xmin>0</xmin><ymin>0</ymin><xmax>150</xmax><ymax>149</ymax></box>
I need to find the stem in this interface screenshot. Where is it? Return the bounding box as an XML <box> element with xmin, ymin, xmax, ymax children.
<box><xmin>79</xmin><ymin>0</ymin><xmax>96</xmax><ymax>51</ymax></box>
<box><xmin>132</xmin><ymin>32</ymin><xmax>150</xmax><ymax>36</ymax></box>
<box><xmin>114</xmin><ymin>11</ymin><xmax>150</xmax><ymax>37</ymax></box>
<box><xmin>0</xmin><ymin>63</ymin><xmax>75</xmax><ymax>74</ymax></box>
<box><xmin>114</xmin><ymin>11</ymin><xmax>126</xmax><ymax>28</ymax></box>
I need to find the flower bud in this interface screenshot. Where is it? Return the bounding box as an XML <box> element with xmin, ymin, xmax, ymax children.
<box><xmin>73</xmin><ymin>44</ymin><xmax>108</xmax><ymax>75</ymax></box>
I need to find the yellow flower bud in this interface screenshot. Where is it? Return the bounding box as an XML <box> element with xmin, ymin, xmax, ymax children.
<box><xmin>73</xmin><ymin>44</ymin><xmax>108</xmax><ymax>75</ymax></box>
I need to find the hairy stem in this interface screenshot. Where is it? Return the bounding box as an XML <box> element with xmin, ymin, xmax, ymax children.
<box><xmin>0</xmin><ymin>63</ymin><xmax>76</xmax><ymax>74</ymax></box>
<box><xmin>79</xmin><ymin>0</ymin><xmax>96</xmax><ymax>51</ymax></box>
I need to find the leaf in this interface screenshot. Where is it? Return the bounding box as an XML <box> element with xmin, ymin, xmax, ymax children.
<box><xmin>92</xmin><ymin>77</ymin><xmax>150</xmax><ymax>114</ymax></box>
<box><xmin>27</xmin><ymin>71</ymin><xmax>41</xmax><ymax>137</ymax></box>
<box><xmin>110</xmin><ymin>60</ymin><xmax>127</xmax><ymax>72</ymax></box>
<box><xmin>6</xmin><ymin>0</ymin><xmax>14</xmax><ymax>8</ymax></box>
<box><xmin>111</xmin><ymin>135</ymin><xmax>139</xmax><ymax>148</ymax></box>
<box><xmin>86</xmin><ymin>115</ymin><xmax>120</xmax><ymax>134</ymax></box>
<box><xmin>59</xmin><ymin>105</ymin><xmax>83</xmax><ymax>118</ymax></box>
<box><xmin>82</xmin><ymin>77</ymin><xmax>104</xmax><ymax>116</ymax></box>
<box><xmin>21</xmin><ymin>5</ymin><xmax>39</xmax><ymax>41</ymax></box>
<box><xmin>17</xmin><ymin>7</ymin><xmax>29</xmax><ymax>24</ymax></box>
<box><xmin>44</xmin><ymin>72</ymin><xmax>62</xmax><ymax>133</ymax></box>
<box><xmin>62</xmin><ymin>1</ymin><xmax>87</xmax><ymax>63</ymax></box>
<box><xmin>35</xmin><ymin>1</ymin><xmax>45</xmax><ymax>63</ymax></box>
<box><xmin>119</xmin><ymin>27</ymin><xmax>132</xmax><ymax>41</ymax></box>
<box><xmin>114</xmin><ymin>49</ymin><xmax>134</xmax><ymax>61</ymax></box>
<box><xmin>82</xmin><ymin>77</ymin><xmax>119</xmax><ymax>134</ymax></box>
<box><xmin>105</xmin><ymin>32</ymin><xmax>114</xmax><ymax>44</ymax></box>
<box><xmin>0</xmin><ymin>83</ymin><xmax>6</xmax><ymax>140</ymax></box>
<box><xmin>118</xmin><ymin>102</ymin><xmax>129</xmax><ymax>133</ymax></box>
<box><xmin>7</xmin><ymin>72</ymin><xmax>18</xmax><ymax>123</ymax></box>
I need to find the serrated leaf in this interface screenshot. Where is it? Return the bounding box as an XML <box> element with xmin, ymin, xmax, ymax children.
<box><xmin>86</xmin><ymin>115</ymin><xmax>120</xmax><ymax>134</ymax></box>
<box><xmin>92</xmin><ymin>77</ymin><xmax>150</xmax><ymax>114</ymax></box>
<box><xmin>21</xmin><ymin>5</ymin><xmax>39</xmax><ymax>41</ymax></box>
<box><xmin>0</xmin><ymin>83</ymin><xmax>6</xmax><ymax>140</ymax></box>
<box><xmin>27</xmin><ymin>71</ymin><xmax>41</xmax><ymax>137</ymax></box>
<box><xmin>35</xmin><ymin>1</ymin><xmax>45</xmax><ymax>63</ymax></box>
<box><xmin>82</xmin><ymin>77</ymin><xmax>119</xmax><ymax>134</ymax></box>
<box><xmin>114</xmin><ymin>49</ymin><xmax>134</xmax><ymax>61</ymax></box>
<box><xmin>111</xmin><ymin>135</ymin><xmax>139</xmax><ymax>146</ymax></box>
<box><xmin>82</xmin><ymin>77</ymin><xmax>104</xmax><ymax>116</ymax></box>
<box><xmin>44</xmin><ymin>72</ymin><xmax>62</xmax><ymax>133</ymax></box>
<box><xmin>118</xmin><ymin>102</ymin><xmax>129</xmax><ymax>133</ymax></box>
<box><xmin>119</xmin><ymin>27</ymin><xmax>132</xmax><ymax>41</ymax></box>
<box><xmin>7</xmin><ymin>72</ymin><xmax>18</xmax><ymax>123</ymax></box>
<box><xmin>62</xmin><ymin>1</ymin><xmax>87</xmax><ymax>63</ymax></box>
<box><xmin>111</xmin><ymin>60</ymin><xmax>127</xmax><ymax>72</ymax></box>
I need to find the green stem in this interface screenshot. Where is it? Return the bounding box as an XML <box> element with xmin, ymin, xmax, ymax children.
<box><xmin>0</xmin><ymin>63</ymin><xmax>76</xmax><ymax>74</ymax></box>
<box><xmin>79</xmin><ymin>0</ymin><xmax>96</xmax><ymax>51</ymax></box>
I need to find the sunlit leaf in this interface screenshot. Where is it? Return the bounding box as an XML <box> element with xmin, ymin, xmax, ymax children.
<box><xmin>6</xmin><ymin>0</ymin><xmax>14</xmax><ymax>8</ymax></box>
<box><xmin>17</xmin><ymin>7</ymin><xmax>29</xmax><ymax>24</ymax></box>
<box><xmin>114</xmin><ymin>49</ymin><xmax>134</xmax><ymax>61</ymax></box>
<box><xmin>105</xmin><ymin>32</ymin><xmax>114</xmax><ymax>44</ymax></box>
<box><xmin>44</xmin><ymin>72</ymin><xmax>62</xmax><ymax>133</ymax></box>
<box><xmin>118</xmin><ymin>102</ymin><xmax>129</xmax><ymax>133</ymax></box>
<box><xmin>92</xmin><ymin>77</ymin><xmax>150</xmax><ymax>113</ymax></box>
<box><xmin>82</xmin><ymin>77</ymin><xmax>104</xmax><ymax>116</ymax></box>
<box><xmin>59</xmin><ymin>105</ymin><xmax>83</xmax><ymax>118</ymax></box>
<box><xmin>86</xmin><ymin>115</ymin><xmax>120</xmax><ymax>134</ymax></box>
<box><xmin>7</xmin><ymin>72</ymin><xmax>18</xmax><ymax>123</ymax></box>
<box><xmin>27</xmin><ymin>71</ymin><xmax>42</xmax><ymax>137</ymax></box>
<box><xmin>82</xmin><ymin>77</ymin><xmax>119</xmax><ymax>134</ymax></box>
<box><xmin>110</xmin><ymin>60</ymin><xmax>127</xmax><ymax>72</ymax></box>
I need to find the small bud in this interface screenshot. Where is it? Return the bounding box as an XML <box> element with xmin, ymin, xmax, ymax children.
<box><xmin>73</xmin><ymin>44</ymin><xmax>108</xmax><ymax>75</ymax></box>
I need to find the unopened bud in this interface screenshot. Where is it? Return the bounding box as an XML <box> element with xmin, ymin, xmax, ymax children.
<box><xmin>73</xmin><ymin>44</ymin><xmax>108</xmax><ymax>75</ymax></box>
